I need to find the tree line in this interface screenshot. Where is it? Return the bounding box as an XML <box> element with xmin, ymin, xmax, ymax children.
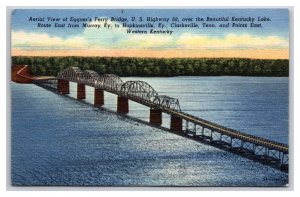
<box><xmin>11</xmin><ymin>56</ymin><xmax>289</xmax><ymax>77</ymax></box>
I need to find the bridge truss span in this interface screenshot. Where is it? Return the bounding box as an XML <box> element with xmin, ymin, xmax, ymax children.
<box><xmin>153</xmin><ymin>95</ymin><xmax>181</xmax><ymax>111</ymax></box>
<box><xmin>56</xmin><ymin>67</ymin><xmax>181</xmax><ymax>112</ymax></box>
<box><xmin>120</xmin><ymin>80</ymin><xmax>158</xmax><ymax>102</ymax></box>
<box><xmin>57</xmin><ymin>67</ymin><xmax>82</xmax><ymax>82</ymax></box>
<box><xmin>80</xmin><ymin>70</ymin><xmax>100</xmax><ymax>86</ymax></box>
<box><xmin>97</xmin><ymin>74</ymin><xmax>123</xmax><ymax>92</ymax></box>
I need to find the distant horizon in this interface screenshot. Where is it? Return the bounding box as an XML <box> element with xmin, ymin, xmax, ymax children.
<box><xmin>11</xmin><ymin>54</ymin><xmax>289</xmax><ymax>60</ymax></box>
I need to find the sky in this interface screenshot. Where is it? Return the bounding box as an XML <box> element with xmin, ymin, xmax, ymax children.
<box><xmin>11</xmin><ymin>9</ymin><xmax>289</xmax><ymax>59</ymax></box>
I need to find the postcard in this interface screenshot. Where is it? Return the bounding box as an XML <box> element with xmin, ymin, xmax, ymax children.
<box><xmin>10</xmin><ymin>8</ymin><xmax>289</xmax><ymax>187</ymax></box>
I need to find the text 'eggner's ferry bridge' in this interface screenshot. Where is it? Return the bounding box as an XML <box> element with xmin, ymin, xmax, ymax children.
<box><xmin>13</xmin><ymin>65</ymin><xmax>289</xmax><ymax>172</ymax></box>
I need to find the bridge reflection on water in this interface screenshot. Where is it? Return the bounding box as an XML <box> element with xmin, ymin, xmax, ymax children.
<box><xmin>30</xmin><ymin>66</ymin><xmax>289</xmax><ymax>172</ymax></box>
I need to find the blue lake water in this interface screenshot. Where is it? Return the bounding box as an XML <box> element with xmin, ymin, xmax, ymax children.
<box><xmin>11</xmin><ymin>76</ymin><xmax>289</xmax><ymax>186</ymax></box>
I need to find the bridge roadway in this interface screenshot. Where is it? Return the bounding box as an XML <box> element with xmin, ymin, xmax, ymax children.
<box><xmin>113</xmin><ymin>93</ymin><xmax>288</xmax><ymax>154</ymax></box>
<box><xmin>31</xmin><ymin>66</ymin><xmax>288</xmax><ymax>170</ymax></box>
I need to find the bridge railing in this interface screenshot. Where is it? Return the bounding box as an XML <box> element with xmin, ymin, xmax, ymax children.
<box><xmin>178</xmin><ymin>111</ymin><xmax>289</xmax><ymax>152</ymax></box>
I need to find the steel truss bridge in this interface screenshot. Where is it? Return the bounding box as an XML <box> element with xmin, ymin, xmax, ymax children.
<box><xmin>33</xmin><ymin>67</ymin><xmax>289</xmax><ymax>171</ymax></box>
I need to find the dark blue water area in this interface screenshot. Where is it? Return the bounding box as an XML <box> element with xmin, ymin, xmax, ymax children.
<box><xmin>11</xmin><ymin>77</ymin><xmax>289</xmax><ymax>187</ymax></box>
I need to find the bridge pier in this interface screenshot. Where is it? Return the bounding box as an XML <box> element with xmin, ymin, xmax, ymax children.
<box><xmin>117</xmin><ymin>96</ymin><xmax>129</xmax><ymax>114</ymax></box>
<box><xmin>150</xmin><ymin>108</ymin><xmax>162</xmax><ymax>125</ymax></box>
<box><xmin>94</xmin><ymin>88</ymin><xmax>104</xmax><ymax>107</ymax></box>
<box><xmin>77</xmin><ymin>83</ymin><xmax>86</xmax><ymax>100</ymax></box>
<box><xmin>57</xmin><ymin>79</ymin><xmax>69</xmax><ymax>94</ymax></box>
<box><xmin>170</xmin><ymin>115</ymin><xmax>182</xmax><ymax>132</ymax></box>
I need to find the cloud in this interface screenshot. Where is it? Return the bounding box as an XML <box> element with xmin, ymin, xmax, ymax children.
<box><xmin>12</xmin><ymin>20</ymin><xmax>175</xmax><ymax>50</ymax></box>
<box><xmin>81</xmin><ymin>20</ymin><xmax>127</xmax><ymax>48</ymax></box>
<box><xmin>12</xmin><ymin>19</ymin><xmax>288</xmax><ymax>52</ymax></box>
<box><xmin>11</xmin><ymin>19</ymin><xmax>126</xmax><ymax>50</ymax></box>
<box><xmin>12</xmin><ymin>31</ymin><xmax>87</xmax><ymax>50</ymax></box>
<box><xmin>177</xmin><ymin>33</ymin><xmax>288</xmax><ymax>49</ymax></box>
